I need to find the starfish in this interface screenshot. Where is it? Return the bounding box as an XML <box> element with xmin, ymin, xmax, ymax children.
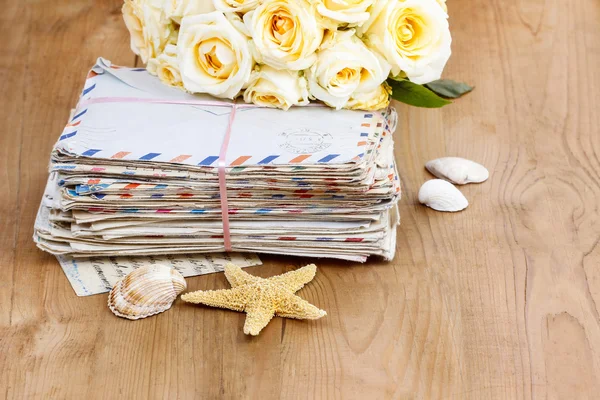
<box><xmin>181</xmin><ymin>263</ymin><xmax>326</xmax><ymax>335</ymax></box>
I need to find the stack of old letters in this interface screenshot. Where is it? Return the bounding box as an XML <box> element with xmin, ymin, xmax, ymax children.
<box><xmin>34</xmin><ymin>58</ymin><xmax>401</xmax><ymax>265</ymax></box>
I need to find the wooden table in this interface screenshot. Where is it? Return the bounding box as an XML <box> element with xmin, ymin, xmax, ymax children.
<box><xmin>2</xmin><ymin>0</ymin><xmax>599</xmax><ymax>398</ymax></box>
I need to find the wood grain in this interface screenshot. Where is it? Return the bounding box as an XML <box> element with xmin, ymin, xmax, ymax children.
<box><xmin>1</xmin><ymin>0</ymin><xmax>599</xmax><ymax>398</ymax></box>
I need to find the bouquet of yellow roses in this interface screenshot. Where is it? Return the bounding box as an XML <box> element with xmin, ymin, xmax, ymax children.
<box><xmin>123</xmin><ymin>0</ymin><xmax>469</xmax><ymax>111</ymax></box>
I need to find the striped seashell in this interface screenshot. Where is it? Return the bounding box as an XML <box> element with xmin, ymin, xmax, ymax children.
<box><xmin>108</xmin><ymin>265</ymin><xmax>186</xmax><ymax>320</ymax></box>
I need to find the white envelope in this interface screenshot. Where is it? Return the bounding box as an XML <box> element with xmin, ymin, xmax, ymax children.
<box><xmin>54</xmin><ymin>58</ymin><xmax>393</xmax><ymax>168</ymax></box>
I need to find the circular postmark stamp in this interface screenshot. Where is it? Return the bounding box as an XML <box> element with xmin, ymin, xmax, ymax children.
<box><xmin>277</xmin><ymin>128</ymin><xmax>333</xmax><ymax>154</ymax></box>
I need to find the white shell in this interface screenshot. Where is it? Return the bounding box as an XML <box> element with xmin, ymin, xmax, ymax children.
<box><xmin>108</xmin><ymin>265</ymin><xmax>186</xmax><ymax>320</ymax></box>
<box><xmin>418</xmin><ymin>179</ymin><xmax>469</xmax><ymax>212</ymax></box>
<box><xmin>425</xmin><ymin>157</ymin><xmax>489</xmax><ymax>185</ymax></box>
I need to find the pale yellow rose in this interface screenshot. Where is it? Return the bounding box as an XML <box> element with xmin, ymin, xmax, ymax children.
<box><xmin>177</xmin><ymin>12</ymin><xmax>254</xmax><ymax>99</ymax></box>
<box><xmin>147</xmin><ymin>44</ymin><xmax>184</xmax><ymax>88</ymax></box>
<box><xmin>122</xmin><ymin>0</ymin><xmax>174</xmax><ymax>63</ymax></box>
<box><xmin>244</xmin><ymin>0</ymin><xmax>324</xmax><ymax>70</ymax></box>
<box><xmin>359</xmin><ymin>0</ymin><xmax>451</xmax><ymax>84</ymax></box>
<box><xmin>436</xmin><ymin>0</ymin><xmax>448</xmax><ymax>12</ymax></box>
<box><xmin>225</xmin><ymin>12</ymin><xmax>251</xmax><ymax>37</ymax></box>
<box><xmin>163</xmin><ymin>0</ymin><xmax>216</xmax><ymax>23</ymax></box>
<box><xmin>213</xmin><ymin>0</ymin><xmax>261</xmax><ymax>13</ymax></box>
<box><xmin>243</xmin><ymin>65</ymin><xmax>309</xmax><ymax>110</ymax></box>
<box><xmin>345</xmin><ymin>82</ymin><xmax>391</xmax><ymax>110</ymax></box>
<box><xmin>309</xmin><ymin>0</ymin><xmax>375</xmax><ymax>26</ymax></box>
<box><xmin>306</xmin><ymin>30</ymin><xmax>390</xmax><ymax>109</ymax></box>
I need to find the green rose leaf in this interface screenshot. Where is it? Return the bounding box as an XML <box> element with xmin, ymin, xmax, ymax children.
<box><xmin>425</xmin><ymin>79</ymin><xmax>474</xmax><ymax>99</ymax></box>
<box><xmin>387</xmin><ymin>79</ymin><xmax>452</xmax><ymax>108</ymax></box>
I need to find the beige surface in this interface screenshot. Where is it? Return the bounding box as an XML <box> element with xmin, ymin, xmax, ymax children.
<box><xmin>2</xmin><ymin>0</ymin><xmax>600</xmax><ymax>398</ymax></box>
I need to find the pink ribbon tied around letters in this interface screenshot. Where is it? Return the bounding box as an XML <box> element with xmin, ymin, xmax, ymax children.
<box><xmin>77</xmin><ymin>96</ymin><xmax>326</xmax><ymax>252</ymax></box>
